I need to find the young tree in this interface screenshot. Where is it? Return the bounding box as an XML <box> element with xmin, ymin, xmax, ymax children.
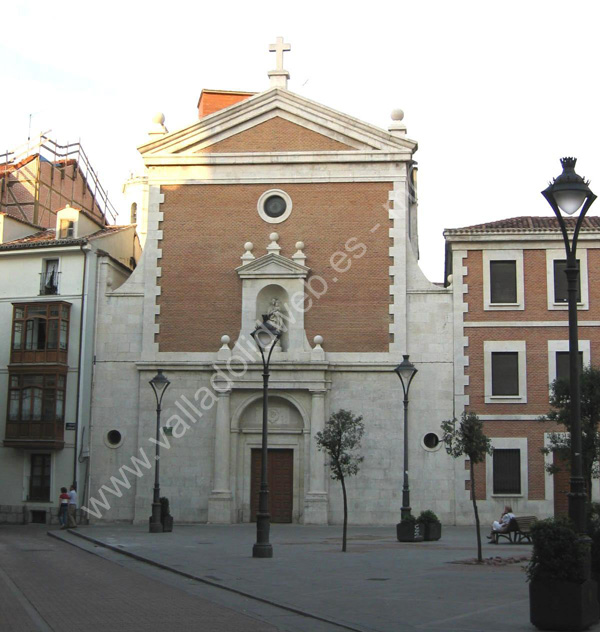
<box><xmin>540</xmin><ymin>366</ymin><xmax>600</xmax><ymax>500</ymax></box>
<box><xmin>315</xmin><ymin>409</ymin><xmax>364</xmax><ymax>552</ymax></box>
<box><xmin>441</xmin><ymin>412</ymin><xmax>493</xmax><ymax>563</ymax></box>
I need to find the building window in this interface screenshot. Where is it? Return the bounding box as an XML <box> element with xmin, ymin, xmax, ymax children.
<box><xmin>553</xmin><ymin>259</ymin><xmax>581</xmax><ymax>303</ymax></box>
<box><xmin>555</xmin><ymin>351</ymin><xmax>584</xmax><ymax>384</ymax></box>
<box><xmin>491</xmin><ymin>352</ymin><xmax>519</xmax><ymax>396</ymax></box>
<box><xmin>11</xmin><ymin>303</ymin><xmax>70</xmax><ymax>361</ymax></box>
<box><xmin>493</xmin><ymin>449</ymin><xmax>521</xmax><ymax>494</ymax></box>
<box><xmin>58</xmin><ymin>220</ymin><xmax>74</xmax><ymax>239</ymax></box>
<box><xmin>484</xmin><ymin>341</ymin><xmax>527</xmax><ymax>403</ymax></box>
<box><xmin>490</xmin><ymin>260</ymin><xmax>517</xmax><ymax>303</ymax></box>
<box><xmin>8</xmin><ymin>374</ymin><xmax>66</xmax><ymax>422</ymax></box>
<box><xmin>40</xmin><ymin>259</ymin><xmax>60</xmax><ymax>295</ymax></box>
<box><xmin>547</xmin><ymin>340</ymin><xmax>590</xmax><ymax>392</ymax></box>
<box><xmin>483</xmin><ymin>250</ymin><xmax>524</xmax><ymax>310</ymax></box>
<box><xmin>257</xmin><ymin>189</ymin><xmax>293</xmax><ymax>224</ymax></box>
<box><xmin>29</xmin><ymin>454</ymin><xmax>51</xmax><ymax>502</ymax></box>
<box><xmin>130</xmin><ymin>202</ymin><xmax>137</xmax><ymax>224</ymax></box>
<box><xmin>546</xmin><ymin>249</ymin><xmax>588</xmax><ymax>310</ymax></box>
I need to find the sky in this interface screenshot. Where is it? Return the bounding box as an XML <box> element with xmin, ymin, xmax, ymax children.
<box><xmin>1</xmin><ymin>0</ymin><xmax>599</xmax><ymax>281</ymax></box>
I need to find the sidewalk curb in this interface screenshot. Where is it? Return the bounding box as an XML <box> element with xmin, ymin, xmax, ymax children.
<box><xmin>48</xmin><ymin>528</ymin><xmax>366</xmax><ymax>632</ymax></box>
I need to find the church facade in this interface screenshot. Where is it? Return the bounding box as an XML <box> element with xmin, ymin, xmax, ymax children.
<box><xmin>86</xmin><ymin>42</ymin><xmax>458</xmax><ymax>525</ymax></box>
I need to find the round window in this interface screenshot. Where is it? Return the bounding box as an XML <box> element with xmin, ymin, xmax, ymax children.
<box><xmin>264</xmin><ymin>195</ymin><xmax>287</xmax><ymax>218</ymax></box>
<box><xmin>423</xmin><ymin>432</ymin><xmax>441</xmax><ymax>451</ymax></box>
<box><xmin>106</xmin><ymin>429</ymin><xmax>123</xmax><ymax>448</ymax></box>
<box><xmin>257</xmin><ymin>189</ymin><xmax>293</xmax><ymax>224</ymax></box>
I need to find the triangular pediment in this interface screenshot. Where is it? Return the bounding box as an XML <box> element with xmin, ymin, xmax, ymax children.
<box><xmin>236</xmin><ymin>252</ymin><xmax>310</xmax><ymax>279</ymax></box>
<box><xmin>139</xmin><ymin>87</ymin><xmax>416</xmax><ymax>159</ymax></box>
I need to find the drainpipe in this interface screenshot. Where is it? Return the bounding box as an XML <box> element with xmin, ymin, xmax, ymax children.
<box><xmin>73</xmin><ymin>241</ymin><xmax>91</xmax><ymax>489</ymax></box>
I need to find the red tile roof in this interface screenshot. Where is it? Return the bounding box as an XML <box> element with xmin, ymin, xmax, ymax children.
<box><xmin>444</xmin><ymin>216</ymin><xmax>600</xmax><ymax>235</ymax></box>
<box><xmin>0</xmin><ymin>225</ymin><xmax>132</xmax><ymax>250</ymax></box>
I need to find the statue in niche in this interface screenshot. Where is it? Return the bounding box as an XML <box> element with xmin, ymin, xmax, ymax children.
<box><xmin>266</xmin><ymin>298</ymin><xmax>285</xmax><ymax>333</ymax></box>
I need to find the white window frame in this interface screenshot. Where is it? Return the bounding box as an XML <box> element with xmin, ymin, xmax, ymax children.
<box><xmin>546</xmin><ymin>248</ymin><xmax>589</xmax><ymax>310</ymax></box>
<box><xmin>483</xmin><ymin>249</ymin><xmax>524</xmax><ymax>311</ymax></box>
<box><xmin>257</xmin><ymin>189</ymin><xmax>293</xmax><ymax>224</ymax></box>
<box><xmin>484</xmin><ymin>340</ymin><xmax>527</xmax><ymax>404</ymax></box>
<box><xmin>486</xmin><ymin>437</ymin><xmax>527</xmax><ymax>499</ymax></box>
<box><xmin>547</xmin><ymin>339</ymin><xmax>591</xmax><ymax>392</ymax></box>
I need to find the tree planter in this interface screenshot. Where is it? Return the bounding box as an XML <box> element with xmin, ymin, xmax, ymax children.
<box><xmin>420</xmin><ymin>522</ymin><xmax>442</xmax><ymax>541</ymax></box>
<box><xmin>530</xmin><ymin>579</ymin><xmax>599</xmax><ymax>631</ymax></box>
<box><xmin>396</xmin><ymin>521</ymin><xmax>423</xmax><ymax>542</ymax></box>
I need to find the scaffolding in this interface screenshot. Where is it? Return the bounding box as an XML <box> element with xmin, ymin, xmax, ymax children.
<box><xmin>0</xmin><ymin>136</ymin><xmax>117</xmax><ymax>228</ymax></box>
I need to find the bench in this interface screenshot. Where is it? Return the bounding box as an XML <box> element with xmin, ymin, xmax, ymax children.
<box><xmin>490</xmin><ymin>515</ymin><xmax>537</xmax><ymax>544</ymax></box>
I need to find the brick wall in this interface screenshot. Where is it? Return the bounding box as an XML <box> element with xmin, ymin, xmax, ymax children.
<box><xmin>157</xmin><ymin>182</ymin><xmax>393</xmax><ymax>352</ymax></box>
<box><xmin>200</xmin><ymin>117</ymin><xmax>355</xmax><ymax>153</ymax></box>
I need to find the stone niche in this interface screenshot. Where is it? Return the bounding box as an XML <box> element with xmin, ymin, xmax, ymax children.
<box><xmin>235</xmin><ymin>238</ymin><xmax>311</xmax><ymax>354</ymax></box>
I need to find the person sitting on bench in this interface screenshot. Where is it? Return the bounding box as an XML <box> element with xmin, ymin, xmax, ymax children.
<box><xmin>487</xmin><ymin>505</ymin><xmax>515</xmax><ymax>540</ymax></box>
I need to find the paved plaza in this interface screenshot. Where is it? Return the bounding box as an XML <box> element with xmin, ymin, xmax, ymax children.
<box><xmin>52</xmin><ymin>523</ymin><xmax>541</xmax><ymax>632</ymax></box>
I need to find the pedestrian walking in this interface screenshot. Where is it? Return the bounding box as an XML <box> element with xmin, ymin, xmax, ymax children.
<box><xmin>58</xmin><ymin>487</ymin><xmax>69</xmax><ymax>528</ymax></box>
<box><xmin>67</xmin><ymin>485</ymin><xmax>78</xmax><ymax>528</ymax></box>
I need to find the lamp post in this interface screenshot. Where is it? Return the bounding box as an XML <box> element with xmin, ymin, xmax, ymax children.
<box><xmin>149</xmin><ymin>369</ymin><xmax>171</xmax><ymax>533</ymax></box>
<box><xmin>251</xmin><ymin>317</ymin><xmax>282</xmax><ymax>558</ymax></box>
<box><xmin>394</xmin><ymin>355</ymin><xmax>418</xmax><ymax>521</ymax></box>
<box><xmin>542</xmin><ymin>157</ymin><xmax>596</xmax><ymax>534</ymax></box>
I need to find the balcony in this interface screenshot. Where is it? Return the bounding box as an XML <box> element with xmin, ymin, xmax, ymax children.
<box><xmin>4</xmin><ymin>421</ymin><xmax>65</xmax><ymax>450</ymax></box>
<box><xmin>5</xmin><ymin>370</ymin><xmax>66</xmax><ymax>450</ymax></box>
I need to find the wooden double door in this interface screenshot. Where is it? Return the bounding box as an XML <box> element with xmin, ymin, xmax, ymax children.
<box><xmin>250</xmin><ymin>448</ymin><xmax>293</xmax><ymax>523</ymax></box>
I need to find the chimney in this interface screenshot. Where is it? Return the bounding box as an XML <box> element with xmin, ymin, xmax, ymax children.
<box><xmin>197</xmin><ymin>89</ymin><xmax>255</xmax><ymax>119</ymax></box>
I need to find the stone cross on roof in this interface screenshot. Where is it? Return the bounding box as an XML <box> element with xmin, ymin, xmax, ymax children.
<box><xmin>268</xmin><ymin>37</ymin><xmax>291</xmax><ymax>89</ymax></box>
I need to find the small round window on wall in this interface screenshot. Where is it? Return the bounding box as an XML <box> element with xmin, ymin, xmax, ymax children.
<box><xmin>257</xmin><ymin>189</ymin><xmax>293</xmax><ymax>224</ymax></box>
<box><xmin>422</xmin><ymin>432</ymin><xmax>441</xmax><ymax>452</ymax></box>
<box><xmin>105</xmin><ymin>429</ymin><xmax>123</xmax><ymax>449</ymax></box>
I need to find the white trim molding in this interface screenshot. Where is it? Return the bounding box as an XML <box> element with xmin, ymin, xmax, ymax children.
<box><xmin>484</xmin><ymin>340</ymin><xmax>527</xmax><ymax>404</ymax></box>
<box><xmin>482</xmin><ymin>249</ymin><xmax>524</xmax><ymax>311</ymax></box>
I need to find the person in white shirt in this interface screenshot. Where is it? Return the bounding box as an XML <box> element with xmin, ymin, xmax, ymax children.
<box><xmin>487</xmin><ymin>505</ymin><xmax>515</xmax><ymax>539</ymax></box>
<box><xmin>67</xmin><ymin>485</ymin><xmax>78</xmax><ymax>528</ymax></box>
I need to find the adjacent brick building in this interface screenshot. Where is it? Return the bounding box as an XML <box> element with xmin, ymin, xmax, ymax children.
<box><xmin>445</xmin><ymin>216</ymin><xmax>600</xmax><ymax>520</ymax></box>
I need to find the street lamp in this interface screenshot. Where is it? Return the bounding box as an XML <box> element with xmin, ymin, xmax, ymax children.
<box><xmin>394</xmin><ymin>355</ymin><xmax>418</xmax><ymax>521</ymax></box>
<box><xmin>149</xmin><ymin>369</ymin><xmax>171</xmax><ymax>533</ymax></box>
<box><xmin>542</xmin><ymin>157</ymin><xmax>596</xmax><ymax>534</ymax></box>
<box><xmin>251</xmin><ymin>316</ymin><xmax>282</xmax><ymax>558</ymax></box>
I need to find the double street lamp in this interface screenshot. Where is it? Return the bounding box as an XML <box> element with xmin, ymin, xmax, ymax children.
<box><xmin>542</xmin><ymin>157</ymin><xmax>596</xmax><ymax>534</ymax></box>
<box><xmin>149</xmin><ymin>369</ymin><xmax>171</xmax><ymax>533</ymax></box>
<box><xmin>251</xmin><ymin>317</ymin><xmax>282</xmax><ymax>558</ymax></box>
<box><xmin>394</xmin><ymin>355</ymin><xmax>418</xmax><ymax>521</ymax></box>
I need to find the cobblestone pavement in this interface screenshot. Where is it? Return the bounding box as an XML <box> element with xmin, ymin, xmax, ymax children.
<box><xmin>0</xmin><ymin>525</ymin><xmax>284</xmax><ymax>632</ymax></box>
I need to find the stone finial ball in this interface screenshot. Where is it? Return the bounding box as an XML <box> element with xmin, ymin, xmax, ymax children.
<box><xmin>152</xmin><ymin>112</ymin><xmax>165</xmax><ymax>125</ymax></box>
<box><xmin>244</xmin><ymin>241</ymin><xmax>253</xmax><ymax>251</ymax></box>
<box><xmin>295</xmin><ymin>241</ymin><xmax>305</xmax><ymax>250</ymax></box>
<box><xmin>269</xmin><ymin>232</ymin><xmax>279</xmax><ymax>242</ymax></box>
<box><xmin>314</xmin><ymin>335</ymin><xmax>324</xmax><ymax>346</ymax></box>
<box><xmin>391</xmin><ymin>109</ymin><xmax>405</xmax><ymax>121</ymax></box>
<box><xmin>221</xmin><ymin>335</ymin><xmax>231</xmax><ymax>345</ymax></box>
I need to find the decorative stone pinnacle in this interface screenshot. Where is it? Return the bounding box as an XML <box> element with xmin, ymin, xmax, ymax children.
<box><xmin>149</xmin><ymin>112</ymin><xmax>168</xmax><ymax>137</ymax></box>
<box><xmin>240</xmin><ymin>241</ymin><xmax>255</xmax><ymax>265</ymax></box>
<box><xmin>267</xmin><ymin>232</ymin><xmax>281</xmax><ymax>254</ymax></box>
<box><xmin>292</xmin><ymin>240</ymin><xmax>306</xmax><ymax>265</ymax></box>
<box><xmin>388</xmin><ymin>108</ymin><xmax>407</xmax><ymax>137</ymax></box>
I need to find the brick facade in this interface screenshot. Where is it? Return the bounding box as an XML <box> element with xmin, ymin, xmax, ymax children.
<box><xmin>157</xmin><ymin>181</ymin><xmax>393</xmax><ymax>352</ymax></box>
<box><xmin>199</xmin><ymin>117</ymin><xmax>355</xmax><ymax>153</ymax></box>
